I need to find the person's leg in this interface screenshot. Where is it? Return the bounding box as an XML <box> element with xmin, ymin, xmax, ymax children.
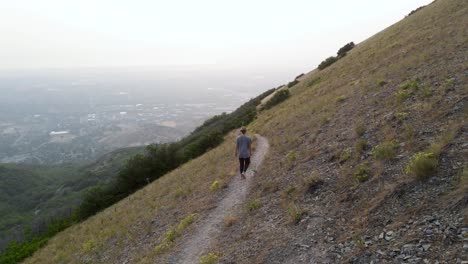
<box><xmin>239</xmin><ymin>158</ymin><xmax>245</xmax><ymax>174</ymax></box>
<box><xmin>244</xmin><ymin>157</ymin><xmax>251</xmax><ymax>173</ymax></box>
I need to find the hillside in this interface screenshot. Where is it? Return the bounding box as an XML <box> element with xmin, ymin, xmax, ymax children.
<box><xmin>0</xmin><ymin>146</ymin><xmax>143</xmax><ymax>250</ymax></box>
<box><xmin>24</xmin><ymin>0</ymin><xmax>467</xmax><ymax>263</ymax></box>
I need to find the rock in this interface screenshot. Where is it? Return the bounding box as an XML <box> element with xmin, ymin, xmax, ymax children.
<box><xmin>422</xmin><ymin>244</ymin><xmax>431</xmax><ymax>251</ymax></box>
<box><xmin>379</xmin><ymin>232</ymin><xmax>385</xmax><ymax>239</ymax></box>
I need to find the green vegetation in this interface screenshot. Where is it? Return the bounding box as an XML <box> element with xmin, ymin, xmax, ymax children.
<box><xmin>0</xmin><ymin>146</ymin><xmax>142</xmax><ymax>251</ymax></box>
<box><xmin>355</xmin><ymin>139</ymin><xmax>367</xmax><ymax>154</ymax></box>
<box><xmin>336</xmin><ymin>95</ymin><xmax>347</xmax><ymax>103</ymax></box>
<box><xmin>405</xmin><ymin>152</ymin><xmax>438</xmax><ymax>180</ymax></box>
<box><xmin>199</xmin><ymin>252</ymin><xmax>220</xmax><ymax>264</ymax></box>
<box><xmin>154</xmin><ymin>214</ymin><xmax>197</xmax><ymax>253</ymax></box>
<box><xmin>287</xmin><ymin>204</ymin><xmax>306</xmax><ymax>224</ymax></box>
<box><xmin>318</xmin><ymin>56</ymin><xmax>339</xmax><ymax>70</ymax></box>
<box><xmin>210</xmin><ymin>180</ymin><xmax>221</xmax><ymax>191</ymax></box>
<box><xmin>372</xmin><ymin>141</ymin><xmax>399</xmax><ymax>160</ymax></box>
<box><xmin>262</xmin><ymin>89</ymin><xmax>291</xmax><ymax>110</ymax></box>
<box><xmin>337</xmin><ymin>42</ymin><xmax>355</xmax><ymax>58</ymax></box>
<box><xmin>395</xmin><ymin>112</ymin><xmax>409</xmax><ymax>122</ymax></box>
<box><xmin>287</xmin><ymin>80</ymin><xmax>299</xmax><ymax>88</ymax></box>
<box><xmin>377</xmin><ymin>79</ymin><xmax>387</xmax><ymax>87</ymax></box>
<box><xmin>246</xmin><ymin>199</ymin><xmax>261</xmax><ymax>212</ymax></box>
<box><xmin>77</xmin><ymin>88</ymin><xmax>275</xmax><ymax>220</ymax></box>
<box><xmin>2</xmin><ymin>88</ymin><xmax>275</xmax><ymax>262</ymax></box>
<box><xmin>284</xmin><ymin>185</ymin><xmax>296</xmax><ymax>196</ymax></box>
<box><xmin>0</xmin><ymin>217</ymin><xmax>72</xmax><ymax>264</ymax></box>
<box><xmin>318</xmin><ymin>42</ymin><xmax>355</xmax><ymax>70</ymax></box>
<box><xmin>307</xmin><ymin>77</ymin><xmax>322</xmax><ymax>87</ymax></box>
<box><xmin>339</xmin><ymin>148</ymin><xmax>352</xmax><ymax>163</ymax></box>
<box><xmin>354</xmin><ymin>162</ymin><xmax>370</xmax><ymax>182</ymax></box>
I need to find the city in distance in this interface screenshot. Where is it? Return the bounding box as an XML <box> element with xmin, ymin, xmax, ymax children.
<box><xmin>0</xmin><ymin>66</ymin><xmax>294</xmax><ymax>164</ymax></box>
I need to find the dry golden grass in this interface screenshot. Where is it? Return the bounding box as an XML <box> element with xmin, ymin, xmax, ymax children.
<box><xmin>25</xmin><ymin>0</ymin><xmax>467</xmax><ymax>262</ymax></box>
<box><xmin>24</xmin><ymin>133</ymin><xmax>240</xmax><ymax>264</ymax></box>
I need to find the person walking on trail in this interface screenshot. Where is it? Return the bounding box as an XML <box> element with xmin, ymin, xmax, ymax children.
<box><xmin>235</xmin><ymin>127</ymin><xmax>252</xmax><ymax>179</ymax></box>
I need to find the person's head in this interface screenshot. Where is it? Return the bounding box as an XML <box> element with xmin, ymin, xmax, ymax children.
<box><xmin>240</xmin><ymin>127</ymin><xmax>247</xmax><ymax>134</ymax></box>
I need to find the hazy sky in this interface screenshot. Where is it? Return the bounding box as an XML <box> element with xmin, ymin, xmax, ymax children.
<box><xmin>1</xmin><ymin>0</ymin><xmax>432</xmax><ymax>71</ymax></box>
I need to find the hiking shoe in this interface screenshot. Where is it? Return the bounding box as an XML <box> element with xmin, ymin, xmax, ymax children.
<box><xmin>241</xmin><ymin>173</ymin><xmax>246</xmax><ymax>179</ymax></box>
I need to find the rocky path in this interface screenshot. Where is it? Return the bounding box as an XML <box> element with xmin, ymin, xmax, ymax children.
<box><xmin>170</xmin><ymin>134</ymin><xmax>269</xmax><ymax>264</ymax></box>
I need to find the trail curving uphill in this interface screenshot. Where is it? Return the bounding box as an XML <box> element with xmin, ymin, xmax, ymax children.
<box><xmin>171</xmin><ymin>134</ymin><xmax>269</xmax><ymax>264</ymax></box>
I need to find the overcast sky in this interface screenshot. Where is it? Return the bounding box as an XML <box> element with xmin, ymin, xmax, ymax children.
<box><xmin>0</xmin><ymin>0</ymin><xmax>432</xmax><ymax>71</ymax></box>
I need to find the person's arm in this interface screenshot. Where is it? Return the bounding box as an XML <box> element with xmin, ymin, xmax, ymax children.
<box><xmin>249</xmin><ymin>139</ymin><xmax>252</xmax><ymax>156</ymax></box>
<box><xmin>235</xmin><ymin>140</ymin><xmax>238</xmax><ymax>157</ymax></box>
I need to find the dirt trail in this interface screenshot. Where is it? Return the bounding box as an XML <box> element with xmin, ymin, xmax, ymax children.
<box><xmin>170</xmin><ymin>134</ymin><xmax>269</xmax><ymax>264</ymax></box>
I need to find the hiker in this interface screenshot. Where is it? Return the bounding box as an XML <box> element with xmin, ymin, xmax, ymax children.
<box><xmin>235</xmin><ymin>127</ymin><xmax>252</xmax><ymax>179</ymax></box>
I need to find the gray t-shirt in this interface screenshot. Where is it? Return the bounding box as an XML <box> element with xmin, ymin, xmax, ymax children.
<box><xmin>236</xmin><ymin>135</ymin><xmax>252</xmax><ymax>158</ymax></box>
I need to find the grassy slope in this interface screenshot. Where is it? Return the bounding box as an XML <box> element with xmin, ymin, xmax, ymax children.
<box><xmin>24</xmin><ymin>0</ymin><xmax>466</xmax><ymax>263</ymax></box>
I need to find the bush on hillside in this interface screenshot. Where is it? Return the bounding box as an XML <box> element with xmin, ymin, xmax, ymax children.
<box><xmin>372</xmin><ymin>141</ymin><xmax>399</xmax><ymax>160</ymax></box>
<box><xmin>262</xmin><ymin>89</ymin><xmax>291</xmax><ymax>110</ymax></box>
<box><xmin>318</xmin><ymin>41</ymin><xmax>356</xmax><ymax>70</ymax></box>
<box><xmin>408</xmin><ymin>5</ymin><xmax>426</xmax><ymax>16</ymax></box>
<box><xmin>287</xmin><ymin>79</ymin><xmax>299</xmax><ymax>88</ymax></box>
<box><xmin>337</xmin><ymin>42</ymin><xmax>355</xmax><ymax>58</ymax></box>
<box><xmin>318</xmin><ymin>56</ymin><xmax>339</xmax><ymax>70</ymax></box>
<box><xmin>354</xmin><ymin>162</ymin><xmax>370</xmax><ymax>182</ymax></box>
<box><xmin>294</xmin><ymin>73</ymin><xmax>305</xmax><ymax>80</ymax></box>
<box><xmin>405</xmin><ymin>152</ymin><xmax>438</xmax><ymax>180</ymax></box>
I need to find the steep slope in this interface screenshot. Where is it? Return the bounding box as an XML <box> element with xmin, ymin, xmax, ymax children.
<box><xmin>24</xmin><ymin>0</ymin><xmax>466</xmax><ymax>263</ymax></box>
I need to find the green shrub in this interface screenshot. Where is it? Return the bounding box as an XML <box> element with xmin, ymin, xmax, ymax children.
<box><xmin>408</xmin><ymin>5</ymin><xmax>426</xmax><ymax>16</ymax></box>
<box><xmin>377</xmin><ymin>79</ymin><xmax>387</xmax><ymax>87</ymax></box>
<box><xmin>287</xmin><ymin>205</ymin><xmax>306</xmax><ymax>224</ymax></box>
<box><xmin>246</xmin><ymin>199</ymin><xmax>261</xmax><ymax>212</ymax></box>
<box><xmin>421</xmin><ymin>86</ymin><xmax>433</xmax><ymax>97</ymax></box>
<box><xmin>336</xmin><ymin>95</ymin><xmax>347</xmax><ymax>103</ymax></box>
<box><xmin>337</xmin><ymin>42</ymin><xmax>355</xmax><ymax>58</ymax></box>
<box><xmin>307</xmin><ymin>77</ymin><xmax>322</xmax><ymax>87</ymax></box>
<box><xmin>339</xmin><ymin>148</ymin><xmax>352</xmax><ymax>163</ymax></box>
<box><xmin>177</xmin><ymin>214</ymin><xmax>197</xmax><ymax>231</ymax></box>
<box><xmin>354</xmin><ymin>163</ymin><xmax>370</xmax><ymax>182</ymax></box>
<box><xmin>395</xmin><ymin>79</ymin><xmax>421</xmax><ymax>102</ymax></box>
<box><xmin>199</xmin><ymin>252</ymin><xmax>220</xmax><ymax>264</ymax></box>
<box><xmin>318</xmin><ymin>56</ymin><xmax>338</xmax><ymax>70</ymax></box>
<box><xmin>372</xmin><ymin>141</ymin><xmax>399</xmax><ymax>160</ymax></box>
<box><xmin>395</xmin><ymin>89</ymin><xmax>411</xmax><ymax>102</ymax></box>
<box><xmin>400</xmin><ymin>79</ymin><xmax>420</xmax><ymax>90</ymax></box>
<box><xmin>443</xmin><ymin>77</ymin><xmax>455</xmax><ymax>92</ymax></box>
<box><xmin>155</xmin><ymin>214</ymin><xmax>197</xmax><ymax>253</ymax></box>
<box><xmin>284</xmin><ymin>185</ymin><xmax>296</xmax><ymax>196</ymax></box>
<box><xmin>355</xmin><ymin>139</ymin><xmax>367</xmax><ymax>153</ymax></box>
<box><xmin>210</xmin><ymin>180</ymin><xmax>220</xmax><ymax>191</ymax></box>
<box><xmin>405</xmin><ymin>152</ymin><xmax>438</xmax><ymax>180</ymax></box>
<box><xmin>287</xmin><ymin>80</ymin><xmax>299</xmax><ymax>88</ymax></box>
<box><xmin>262</xmin><ymin>89</ymin><xmax>291</xmax><ymax>110</ymax></box>
<box><xmin>395</xmin><ymin>112</ymin><xmax>409</xmax><ymax>122</ymax></box>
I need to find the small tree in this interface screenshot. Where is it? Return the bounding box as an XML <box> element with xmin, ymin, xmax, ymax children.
<box><xmin>337</xmin><ymin>42</ymin><xmax>355</xmax><ymax>58</ymax></box>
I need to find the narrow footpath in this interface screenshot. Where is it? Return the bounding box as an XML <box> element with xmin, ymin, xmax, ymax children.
<box><xmin>170</xmin><ymin>134</ymin><xmax>269</xmax><ymax>264</ymax></box>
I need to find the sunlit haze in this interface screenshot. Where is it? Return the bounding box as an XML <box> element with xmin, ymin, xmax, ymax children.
<box><xmin>1</xmin><ymin>0</ymin><xmax>431</xmax><ymax>72</ymax></box>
